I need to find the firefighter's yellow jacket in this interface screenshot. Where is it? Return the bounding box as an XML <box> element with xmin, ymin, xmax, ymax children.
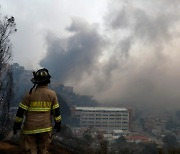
<box><xmin>15</xmin><ymin>85</ymin><xmax>61</xmax><ymax>134</ymax></box>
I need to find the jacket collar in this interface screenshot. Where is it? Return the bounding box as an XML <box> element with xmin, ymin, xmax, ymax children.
<box><xmin>36</xmin><ymin>85</ymin><xmax>48</xmax><ymax>88</ymax></box>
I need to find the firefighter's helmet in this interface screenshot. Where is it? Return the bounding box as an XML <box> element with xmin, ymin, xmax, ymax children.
<box><xmin>31</xmin><ymin>68</ymin><xmax>51</xmax><ymax>84</ymax></box>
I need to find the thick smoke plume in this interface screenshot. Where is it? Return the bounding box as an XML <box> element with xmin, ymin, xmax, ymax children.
<box><xmin>40</xmin><ymin>18</ymin><xmax>105</xmax><ymax>83</ymax></box>
<box><xmin>40</xmin><ymin>0</ymin><xmax>180</xmax><ymax>110</ymax></box>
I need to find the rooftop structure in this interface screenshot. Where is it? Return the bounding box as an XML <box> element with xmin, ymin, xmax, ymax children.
<box><xmin>75</xmin><ymin>107</ymin><xmax>127</xmax><ymax>112</ymax></box>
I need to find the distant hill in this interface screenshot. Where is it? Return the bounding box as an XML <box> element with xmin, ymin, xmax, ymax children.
<box><xmin>53</xmin><ymin>83</ymin><xmax>99</xmax><ymax>107</ymax></box>
<box><xmin>11</xmin><ymin>63</ymin><xmax>99</xmax><ymax>107</ymax></box>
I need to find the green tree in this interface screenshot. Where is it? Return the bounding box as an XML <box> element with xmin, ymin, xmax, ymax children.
<box><xmin>175</xmin><ymin>110</ymin><xmax>180</xmax><ymax>119</ymax></box>
<box><xmin>83</xmin><ymin>131</ymin><xmax>93</xmax><ymax>145</ymax></box>
<box><xmin>141</xmin><ymin>143</ymin><xmax>158</xmax><ymax>154</ymax></box>
<box><xmin>163</xmin><ymin>134</ymin><xmax>179</xmax><ymax>149</ymax></box>
<box><xmin>165</xmin><ymin>118</ymin><xmax>178</xmax><ymax>130</ymax></box>
<box><xmin>99</xmin><ymin>140</ymin><xmax>108</xmax><ymax>154</ymax></box>
<box><xmin>59</xmin><ymin>125</ymin><xmax>73</xmax><ymax>139</ymax></box>
<box><xmin>117</xmin><ymin>136</ymin><xmax>126</xmax><ymax>144</ymax></box>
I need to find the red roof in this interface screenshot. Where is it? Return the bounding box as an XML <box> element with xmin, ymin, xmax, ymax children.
<box><xmin>125</xmin><ymin>136</ymin><xmax>150</xmax><ymax>142</ymax></box>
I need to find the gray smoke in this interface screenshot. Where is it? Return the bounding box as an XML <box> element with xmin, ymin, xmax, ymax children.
<box><xmin>40</xmin><ymin>0</ymin><xmax>180</xmax><ymax>110</ymax></box>
<box><xmin>40</xmin><ymin>18</ymin><xmax>105</xmax><ymax>83</ymax></box>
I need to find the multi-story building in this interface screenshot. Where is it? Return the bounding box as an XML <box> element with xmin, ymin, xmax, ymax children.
<box><xmin>73</xmin><ymin>106</ymin><xmax>130</xmax><ymax>131</ymax></box>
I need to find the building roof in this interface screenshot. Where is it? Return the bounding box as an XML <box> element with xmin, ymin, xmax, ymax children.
<box><xmin>113</xmin><ymin>130</ymin><xmax>123</xmax><ymax>133</ymax></box>
<box><xmin>125</xmin><ymin>135</ymin><xmax>150</xmax><ymax>142</ymax></box>
<box><xmin>75</xmin><ymin>106</ymin><xmax>127</xmax><ymax>112</ymax></box>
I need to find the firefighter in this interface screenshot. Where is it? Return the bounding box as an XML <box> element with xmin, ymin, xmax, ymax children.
<box><xmin>13</xmin><ymin>68</ymin><xmax>61</xmax><ymax>154</ymax></box>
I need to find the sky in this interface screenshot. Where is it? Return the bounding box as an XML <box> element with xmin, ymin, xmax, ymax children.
<box><xmin>1</xmin><ymin>0</ymin><xmax>180</xmax><ymax>110</ymax></box>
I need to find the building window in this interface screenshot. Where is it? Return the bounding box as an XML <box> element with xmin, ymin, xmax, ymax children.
<box><xmin>82</xmin><ymin>114</ymin><xmax>89</xmax><ymax>116</ymax></box>
<box><xmin>103</xmin><ymin>114</ymin><xmax>108</xmax><ymax>116</ymax></box>
<box><xmin>81</xmin><ymin>118</ymin><xmax>88</xmax><ymax>120</ymax></box>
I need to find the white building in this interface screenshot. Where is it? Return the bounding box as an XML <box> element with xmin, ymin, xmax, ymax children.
<box><xmin>73</xmin><ymin>106</ymin><xmax>130</xmax><ymax>131</ymax></box>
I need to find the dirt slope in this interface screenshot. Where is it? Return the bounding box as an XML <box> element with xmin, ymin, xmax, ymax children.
<box><xmin>0</xmin><ymin>140</ymin><xmax>73</xmax><ymax>154</ymax></box>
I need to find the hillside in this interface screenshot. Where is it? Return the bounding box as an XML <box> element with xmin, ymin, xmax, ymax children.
<box><xmin>0</xmin><ymin>140</ymin><xmax>73</xmax><ymax>154</ymax></box>
<box><xmin>11</xmin><ymin>63</ymin><xmax>99</xmax><ymax>108</ymax></box>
